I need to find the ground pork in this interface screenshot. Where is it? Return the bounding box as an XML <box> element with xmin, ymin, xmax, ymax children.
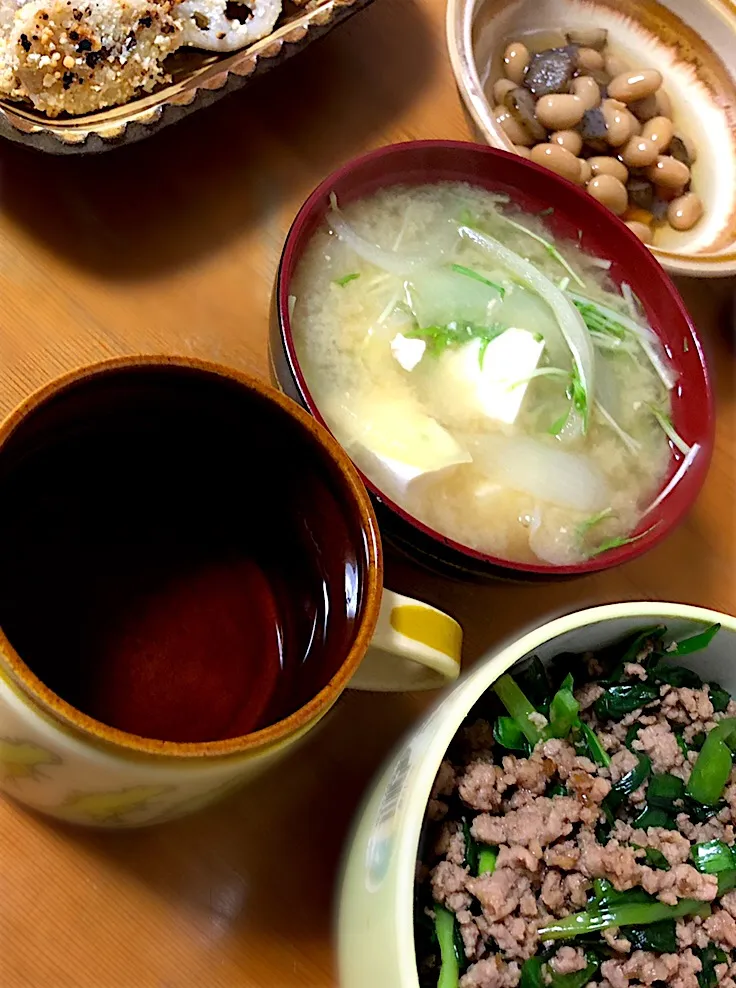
<box><xmin>429</xmin><ymin>759</ymin><xmax>457</xmax><ymax>820</ymax></box>
<box><xmin>536</xmin><ymin>740</ymin><xmax>611</xmax><ymax>802</ymax></box>
<box><xmin>576</xmin><ymin>835</ymin><xmax>642</xmax><ymax>889</ymax></box>
<box><xmin>623</xmin><ymin>662</ymin><xmax>648</xmax><ymax>680</ymax></box>
<box><xmin>460</xmin><ymin>955</ymin><xmax>521</xmax><ymax>988</ymax></box>
<box><xmin>575</xmin><ymin>831</ymin><xmax>717</xmax><ymax>903</ymax></box>
<box><xmin>676</xmin><ymin>809</ymin><xmax>735</xmax><ymax>844</ymax></box>
<box><xmin>704</xmin><ymin>908</ymin><xmax>736</xmax><ymax>949</ymax></box>
<box><xmin>598</xmin><ymin>730</ymin><xmax>623</xmax><ymax>756</ymax></box>
<box><xmin>506</xmin><ymin>788</ymin><xmax>544</xmax><ymax>810</ymax></box>
<box><xmin>495</xmin><ymin>845</ymin><xmax>541</xmax><ymax>872</ymax></box>
<box><xmin>683</xmin><ymin>717</ymin><xmax>718</xmax><ymax>744</ymax></box>
<box><xmin>544</xmin><ymin>839</ymin><xmax>580</xmax><ymax>871</ymax></box>
<box><xmin>675</xmin><ymin>915</ymin><xmax>709</xmax><ymax>950</ymax></box>
<box><xmin>435</xmin><ymin>821</ymin><xmax>465</xmax><ymax>865</ymax></box>
<box><xmin>612</xmin><ymin>821</ymin><xmax>692</xmax><ymax>866</ymax></box>
<box><xmin>486</xmin><ymin>915</ymin><xmax>539</xmax><ymax>960</ymax></box>
<box><xmin>619</xmin><ymin>710</ymin><xmax>660</xmax><ymax>730</ymax></box>
<box><xmin>575</xmin><ymin>682</ymin><xmax>604</xmax><ymax>710</ymax></box>
<box><xmin>431</xmin><ymin>861</ymin><xmax>471</xmax><ymax>912</ymax></box>
<box><xmin>539</xmin><ymin>867</ymin><xmax>589</xmax><ymax>916</ymax></box>
<box><xmin>721</xmin><ymin>890</ymin><xmax>736</xmax><ymax>917</ymax></box>
<box><xmin>660</xmin><ymin>686</ymin><xmax>714</xmax><ymax>725</ymax></box>
<box><xmin>565</xmin><ymin>872</ymin><xmax>589</xmax><ymax>907</ymax></box>
<box><xmin>602</xmin><ymin>927</ymin><xmax>632</xmax><ymax>953</ymax></box>
<box><xmin>601</xmin><ymin>949</ymin><xmax>701</xmax><ymax>988</ymax></box>
<box><xmin>467</xmin><ymin>869</ymin><xmax>530</xmax><ymax>923</ymax></box>
<box><xmin>473</xmin><ymin>796</ymin><xmax>592</xmax><ymax>847</ymax></box>
<box><xmin>428</xmin><ymin>799</ymin><xmax>449</xmax><ymax>822</ymax></box>
<box><xmin>568</xmin><ymin>771</ymin><xmax>611</xmax><ymax>803</ymax></box>
<box><xmin>539</xmin><ymin>739</ymin><xmax>597</xmax><ymax>778</ymax></box>
<box><xmin>459</xmin><ymin>760</ymin><xmax>507</xmax><ymax>812</ymax></box>
<box><xmin>541</xmin><ymin>870</ymin><xmax>565</xmax><ymax>914</ymax></box>
<box><xmin>456</xmin><ymin>907</ymin><xmax>484</xmax><ymax>962</ymax></box>
<box><xmin>641</xmin><ymin>862</ymin><xmax>718</xmax><ymax>904</ymax></box>
<box><xmin>718</xmin><ymin>959</ymin><xmax>735</xmax><ymax>988</ymax></box>
<box><xmin>608</xmin><ymin>748</ymin><xmax>640</xmax><ymax>783</ymax></box>
<box><xmin>500</xmin><ymin>752</ymin><xmax>555</xmax><ymax>795</ymax></box>
<box><xmin>632</xmin><ymin>721</ymin><xmax>688</xmax><ymax>776</ymax></box>
<box><xmin>551</xmin><ymin>947</ymin><xmax>586</xmax><ymax>974</ymax></box>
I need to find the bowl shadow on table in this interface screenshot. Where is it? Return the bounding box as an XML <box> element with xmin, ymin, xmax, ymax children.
<box><xmin>674</xmin><ymin>278</ymin><xmax>736</xmax><ymax>418</ymax></box>
<box><xmin>32</xmin><ymin>687</ymin><xmax>435</xmax><ymax>949</ymax></box>
<box><xmin>0</xmin><ymin>0</ymin><xmax>436</xmax><ymax>283</ymax></box>
<box><xmin>673</xmin><ymin>275</ymin><xmax>736</xmax><ymax>358</ymax></box>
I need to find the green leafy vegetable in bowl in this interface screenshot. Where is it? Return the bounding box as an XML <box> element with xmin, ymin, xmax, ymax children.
<box><xmin>415</xmin><ymin>623</ymin><xmax>735</xmax><ymax>988</ymax></box>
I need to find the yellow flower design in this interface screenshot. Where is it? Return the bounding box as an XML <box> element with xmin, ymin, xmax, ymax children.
<box><xmin>0</xmin><ymin>738</ymin><xmax>61</xmax><ymax>784</ymax></box>
<box><xmin>58</xmin><ymin>785</ymin><xmax>173</xmax><ymax>824</ymax></box>
<box><xmin>145</xmin><ymin>775</ymin><xmax>245</xmax><ymax>825</ymax></box>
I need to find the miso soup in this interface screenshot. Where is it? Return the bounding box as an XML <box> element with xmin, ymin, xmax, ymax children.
<box><xmin>290</xmin><ymin>182</ymin><xmax>692</xmax><ymax>566</ymax></box>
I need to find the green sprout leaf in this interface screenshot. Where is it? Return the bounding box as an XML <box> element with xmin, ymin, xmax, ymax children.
<box><xmin>334</xmin><ymin>272</ymin><xmax>360</xmax><ymax>287</ymax></box>
<box><xmin>406</xmin><ymin>321</ymin><xmax>506</xmax><ymax>360</ymax></box>
<box><xmin>647</xmin><ymin>404</ymin><xmax>692</xmax><ymax>456</ymax></box>
<box><xmin>586</xmin><ymin>526</ymin><xmax>657</xmax><ymax>559</ymax></box>
<box><xmin>501</xmin><ymin>215</ymin><xmax>586</xmax><ymax>288</ymax></box>
<box><xmin>549</xmin><ymin>409</ymin><xmax>570</xmax><ymax>435</ymax></box>
<box><xmin>576</xmin><ymin>508</ymin><xmax>615</xmax><ymax>544</ymax></box>
<box><xmin>450</xmin><ymin>263</ymin><xmax>505</xmax><ymax>296</ymax></box>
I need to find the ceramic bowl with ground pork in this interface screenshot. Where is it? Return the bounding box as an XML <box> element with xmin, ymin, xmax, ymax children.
<box><xmin>413</xmin><ymin>621</ymin><xmax>736</xmax><ymax>988</ymax></box>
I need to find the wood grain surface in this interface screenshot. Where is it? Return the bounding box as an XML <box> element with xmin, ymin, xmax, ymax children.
<box><xmin>0</xmin><ymin>0</ymin><xmax>733</xmax><ymax>985</ymax></box>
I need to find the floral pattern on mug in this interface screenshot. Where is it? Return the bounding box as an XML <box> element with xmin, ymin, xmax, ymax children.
<box><xmin>56</xmin><ymin>785</ymin><xmax>175</xmax><ymax>825</ymax></box>
<box><xmin>0</xmin><ymin>738</ymin><xmax>61</xmax><ymax>784</ymax></box>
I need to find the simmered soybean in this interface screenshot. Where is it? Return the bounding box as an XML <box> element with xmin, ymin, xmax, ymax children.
<box><xmin>494</xmin><ymin>32</ymin><xmax>702</xmax><ymax>236</ymax></box>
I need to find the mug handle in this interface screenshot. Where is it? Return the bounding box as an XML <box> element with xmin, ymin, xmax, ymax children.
<box><xmin>349</xmin><ymin>589</ymin><xmax>462</xmax><ymax>692</ymax></box>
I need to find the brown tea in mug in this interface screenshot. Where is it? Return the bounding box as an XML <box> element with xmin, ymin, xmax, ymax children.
<box><xmin>0</xmin><ymin>365</ymin><xmax>366</xmax><ymax>743</ymax></box>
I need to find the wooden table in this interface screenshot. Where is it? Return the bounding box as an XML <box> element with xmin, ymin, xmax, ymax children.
<box><xmin>0</xmin><ymin>0</ymin><xmax>733</xmax><ymax>984</ymax></box>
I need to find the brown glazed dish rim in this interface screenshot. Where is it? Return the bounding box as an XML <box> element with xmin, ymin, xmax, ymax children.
<box><xmin>0</xmin><ymin>355</ymin><xmax>383</xmax><ymax>760</ymax></box>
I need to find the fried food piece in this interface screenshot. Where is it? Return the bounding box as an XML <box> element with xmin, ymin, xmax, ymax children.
<box><xmin>177</xmin><ymin>0</ymin><xmax>282</xmax><ymax>52</ymax></box>
<box><xmin>4</xmin><ymin>0</ymin><xmax>182</xmax><ymax>117</ymax></box>
<box><xmin>0</xmin><ymin>0</ymin><xmax>22</xmax><ymax>29</ymax></box>
<box><xmin>0</xmin><ymin>0</ymin><xmax>22</xmax><ymax>88</ymax></box>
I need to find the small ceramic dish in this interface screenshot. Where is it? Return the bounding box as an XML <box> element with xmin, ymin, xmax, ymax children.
<box><xmin>270</xmin><ymin>140</ymin><xmax>714</xmax><ymax>581</ymax></box>
<box><xmin>0</xmin><ymin>0</ymin><xmax>372</xmax><ymax>154</ymax></box>
<box><xmin>446</xmin><ymin>0</ymin><xmax>736</xmax><ymax>277</ymax></box>
<box><xmin>337</xmin><ymin>601</ymin><xmax>736</xmax><ymax>988</ymax></box>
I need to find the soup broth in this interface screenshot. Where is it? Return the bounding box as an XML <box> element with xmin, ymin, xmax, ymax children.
<box><xmin>291</xmin><ymin>182</ymin><xmax>683</xmax><ymax>566</ymax></box>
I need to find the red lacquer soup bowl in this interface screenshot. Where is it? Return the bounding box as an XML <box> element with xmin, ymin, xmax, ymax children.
<box><xmin>270</xmin><ymin>140</ymin><xmax>714</xmax><ymax>581</ymax></box>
